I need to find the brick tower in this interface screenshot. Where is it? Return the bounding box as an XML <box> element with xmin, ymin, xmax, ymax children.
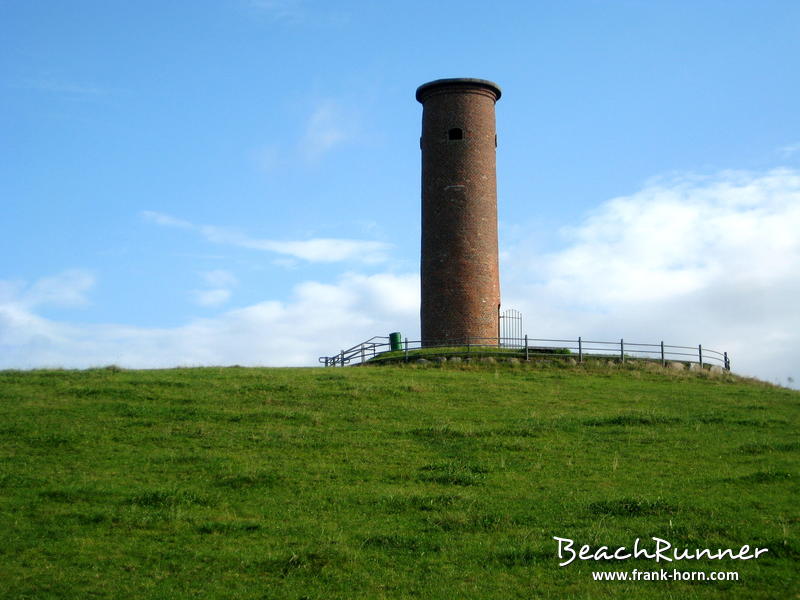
<box><xmin>416</xmin><ymin>77</ymin><xmax>502</xmax><ymax>346</ymax></box>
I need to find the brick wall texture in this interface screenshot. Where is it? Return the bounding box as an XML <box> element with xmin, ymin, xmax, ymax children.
<box><xmin>417</xmin><ymin>79</ymin><xmax>501</xmax><ymax>346</ymax></box>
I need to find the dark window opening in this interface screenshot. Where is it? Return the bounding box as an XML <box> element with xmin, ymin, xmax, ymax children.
<box><xmin>448</xmin><ymin>128</ymin><xmax>463</xmax><ymax>141</ymax></box>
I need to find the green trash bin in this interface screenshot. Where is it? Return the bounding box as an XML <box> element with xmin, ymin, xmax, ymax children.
<box><xmin>389</xmin><ymin>332</ymin><xmax>402</xmax><ymax>351</ymax></box>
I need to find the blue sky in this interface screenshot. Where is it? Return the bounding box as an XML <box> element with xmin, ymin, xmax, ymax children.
<box><xmin>2</xmin><ymin>0</ymin><xmax>799</xmax><ymax>385</ymax></box>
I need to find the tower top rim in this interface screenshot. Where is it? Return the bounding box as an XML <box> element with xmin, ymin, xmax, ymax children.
<box><xmin>416</xmin><ymin>78</ymin><xmax>502</xmax><ymax>103</ymax></box>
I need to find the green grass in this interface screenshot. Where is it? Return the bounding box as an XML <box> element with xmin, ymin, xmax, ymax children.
<box><xmin>0</xmin><ymin>362</ymin><xmax>797</xmax><ymax>599</ymax></box>
<box><xmin>367</xmin><ymin>345</ymin><xmax>572</xmax><ymax>363</ymax></box>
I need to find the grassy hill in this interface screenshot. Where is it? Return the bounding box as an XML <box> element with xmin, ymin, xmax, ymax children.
<box><xmin>0</xmin><ymin>362</ymin><xmax>797</xmax><ymax>599</ymax></box>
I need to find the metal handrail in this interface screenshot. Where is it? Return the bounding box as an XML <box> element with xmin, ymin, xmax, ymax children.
<box><xmin>320</xmin><ymin>335</ymin><xmax>730</xmax><ymax>370</ymax></box>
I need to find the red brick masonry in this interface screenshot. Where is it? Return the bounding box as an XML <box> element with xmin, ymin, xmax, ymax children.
<box><xmin>417</xmin><ymin>78</ymin><xmax>502</xmax><ymax>346</ymax></box>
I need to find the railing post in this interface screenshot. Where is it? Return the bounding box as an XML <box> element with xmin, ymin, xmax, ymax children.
<box><xmin>620</xmin><ymin>338</ymin><xmax>625</xmax><ymax>364</ymax></box>
<box><xmin>361</xmin><ymin>345</ymin><xmax>365</xmax><ymax>364</ymax></box>
<box><xmin>724</xmin><ymin>352</ymin><xmax>730</xmax><ymax>371</ymax></box>
<box><xmin>404</xmin><ymin>337</ymin><xmax>409</xmax><ymax>362</ymax></box>
<box><xmin>525</xmin><ymin>334</ymin><xmax>529</xmax><ymax>361</ymax></box>
<box><xmin>324</xmin><ymin>357</ymin><xmax>328</xmax><ymax>367</ymax></box>
<box><xmin>660</xmin><ymin>341</ymin><xmax>665</xmax><ymax>367</ymax></box>
<box><xmin>578</xmin><ymin>337</ymin><xmax>582</xmax><ymax>363</ymax></box>
<box><xmin>698</xmin><ymin>344</ymin><xmax>703</xmax><ymax>368</ymax></box>
<box><xmin>340</xmin><ymin>350</ymin><xmax>345</xmax><ymax>367</ymax></box>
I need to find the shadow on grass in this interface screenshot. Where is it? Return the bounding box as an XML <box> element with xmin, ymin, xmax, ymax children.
<box><xmin>418</xmin><ymin>460</ymin><xmax>489</xmax><ymax>486</ymax></box>
<box><xmin>588</xmin><ymin>498</ymin><xmax>679</xmax><ymax>517</ymax></box>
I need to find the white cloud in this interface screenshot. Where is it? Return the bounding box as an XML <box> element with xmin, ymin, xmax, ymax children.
<box><xmin>191</xmin><ymin>270</ymin><xmax>237</xmax><ymax>307</ymax></box>
<box><xmin>191</xmin><ymin>289</ymin><xmax>232</xmax><ymax>308</ymax></box>
<box><xmin>299</xmin><ymin>101</ymin><xmax>353</xmax><ymax>160</ymax></box>
<box><xmin>6</xmin><ymin>168</ymin><xmax>799</xmax><ymax>388</ymax></box>
<box><xmin>141</xmin><ymin>211</ymin><xmax>192</xmax><ymax>229</ymax></box>
<box><xmin>0</xmin><ymin>271</ymin><xmax>93</xmax><ymax>351</ymax></box>
<box><xmin>502</xmin><ymin>168</ymin><xmax>800</xmax><ymax>386</ymax></box>
<box><xmin>143</xmin><ymin>211</ymin><xmax>390</xmax><ymax>264</ymax></box>
<box><xmin>247</xmin><ymin>238</ymin><xmax>389</xmax><ymax>263</ymax></box>
<box><xmin>249</xmin><ymin>100</ymin><xmax>355</xmax><ymax>175</ymax></box>
<box><xmin>0</xmin><ymin>281</ymin><xmax>24</xmax><ymax>304</ymax></box>
<box><xmin>778</xmin><ymin>143</ymin><xmax>800</xmax><ymax>158</ymax></box>
<box><xmin>201</xmin><ymin>270</ymin><xmax>238</xmax><ymax>288</ymax></box>
<box><xmin>0</xmin><ymin>271</ymin><xmax>418</xmax><ymax>369</ymax></box>
<box><xmin>13</xmin><ymin>269</ymin><xmax>95</xmax><ymax>309</ymax></box>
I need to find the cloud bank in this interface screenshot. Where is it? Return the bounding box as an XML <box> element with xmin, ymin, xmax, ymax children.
<box><xmin>503</xmin><ymin>168</ymin><xmax>800</xmax><ymax>385</ymax></box>
<box><xmin>0</xmin><ymin>272</ymin><xmax>419</xmax><ymax>369</ymax></box>
<box><xmin>2</xmin><ymin>169</ymin><xmax>798</xmax><ymax>387</ymax></box>
<box><xmin>142</xmin><ymin>211</ymin><xmax>390</xmax><ymax>264</ymax></box>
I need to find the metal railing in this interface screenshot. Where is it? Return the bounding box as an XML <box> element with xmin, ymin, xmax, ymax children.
<box><xmin>319</xmin><ymin>335</ymin><xmax>730</xmax><ymax>370</ymax></box>
<box><xmin>319</xmin><ymin>336</ymin><xmax>391</xmax><ymax>367</ymax></box>
<box><xmin>500</xmin><ymin>309</ymin><xmax>523</xmax><ymax>342</ymax></box>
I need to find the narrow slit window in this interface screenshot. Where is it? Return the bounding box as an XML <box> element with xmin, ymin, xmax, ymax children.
<box><xmin>448</xmin><ymin>127</ymin><xmax>463</xmax><ymax>141</ymax></box>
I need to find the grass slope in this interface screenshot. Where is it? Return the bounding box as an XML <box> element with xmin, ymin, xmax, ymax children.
<box><xmin>0</xmin><ymin>362</ymin><xmax>798</xmax><ymax>599</ymax></box>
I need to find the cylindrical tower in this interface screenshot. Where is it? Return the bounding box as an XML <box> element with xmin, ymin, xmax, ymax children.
<box><xmin>416</xmin><ymin>77</ymin><xmax>502</xmax><ymax>346</ymax></box>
